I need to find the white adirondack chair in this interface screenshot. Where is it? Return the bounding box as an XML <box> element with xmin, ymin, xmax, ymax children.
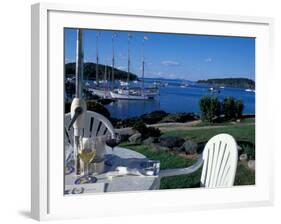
<box><xmin>64</xmin><ymin>111</ymin><xmax>116</xmax><ymax>146</ymax></box>
<box><xmin>159</xmin><ymin>133</ymin><xmax>238</xmax><ymax>188</ymax></box>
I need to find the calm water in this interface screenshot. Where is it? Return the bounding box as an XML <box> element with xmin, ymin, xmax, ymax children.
<box><xmin>105</xmin><ymin>79</ymin><xmax>255</xmax><ymax>119</ymax></box>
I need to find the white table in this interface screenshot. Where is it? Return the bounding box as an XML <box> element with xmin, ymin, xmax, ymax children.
<box><xmin>65</xmin><ymin>146</ymin><xmax>160</xmax><ymax>195</ymax></box>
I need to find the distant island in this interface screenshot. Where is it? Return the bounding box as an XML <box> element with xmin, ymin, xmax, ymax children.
<box><xmin>65</xmin><ymin>62</ymin><xmax>138</xmax><ymax>81</ymax></box>
<box><xmin>197</xmin><ymin>78</ymin><xmax>255</xmax><ymax>89</ymax></box>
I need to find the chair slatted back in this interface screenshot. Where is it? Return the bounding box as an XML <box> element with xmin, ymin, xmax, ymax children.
<box><xmin>200</xmin><ymin>134</ymin><xmax>238</xmax><ymax>188</ymax></box>
<box><xmin>64</xmin><ymin>111</ymin><xmax>115</xmax><ymax>146</ymax></box>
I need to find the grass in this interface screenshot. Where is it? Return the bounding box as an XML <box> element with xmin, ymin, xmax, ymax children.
<box><xmin>162</xmin><ymin>123</ymin><xmax>255</xmax><ymax>145</ymax></box>
<box><xmin>121</xmin><ymin>123</ymin><xmax>255</xmax><ymax>189</ymax></box>
<box><xmin>191</xmin><ymin>117</ymin><xmax>255</xmax><ymax>127</ymax></box>
<box><xmin>120</xmin><ymin>143</ymin><xmax>195</xmax><ymax>170</ymax></box>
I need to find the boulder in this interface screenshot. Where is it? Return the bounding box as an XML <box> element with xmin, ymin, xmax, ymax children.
<box><xmin>161</xmin><ymin>112</ymin><xmax>199</xmax><ymax>123</ymax></box>
<box><xmin>128</xmin><ymin>133</ymin><xmax>142</xmax><ymax>144</ymax></box>
<box><xmin>239</xmin><ymin>153</ymin><xmax>248</xmax><ymax>161</ymax></box>
<box><xmin>172</xmin><ymin>146</ymin><xmax>183</xmax><ymax>153</ymax></box>
<box><xmin>151</xmin><ymin>144</ymin><xmax>170</xmax><ymax>153</ymax></box>
<box><xmin>159</xmin><ymin>136</ymin><xmax>185</xmax><ymax>149</ymax></box>
<box><xmin>182</xmin><ymin>140</ymin><xmax>198</xmax><ymax>154</ymax></box>
<box><xmin>119</xmin><ymin>134</ymin><xmax>130</xmax><ymax>142</ymax></box>
<box><xmin>143</xmin><ymin>137</ymin><xmax>158</xmax><ymax>145</ymax></box>
<box><xmin>248</xmin><ymin>160</ymin><xmax>255</xmax><ymax>170</ymax></box>
<box><xmin>140</xmin><ymin>110</ymin><xmax>167</xmax><ymax>124</ymax></box>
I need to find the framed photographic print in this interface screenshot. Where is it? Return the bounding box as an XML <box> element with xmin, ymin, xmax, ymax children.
<box><xmin>31</xmin><ymin>2</ymin><xmax>274</xmax><ymax>221</ymax></box>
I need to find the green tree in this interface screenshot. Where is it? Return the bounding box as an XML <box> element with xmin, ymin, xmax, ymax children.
<box><xmin>199</xmin><ymin>96</ymin><xmax>221</xmax><ymax>123</ymax></box>
<box><xmin>235</xmin><ymin>99</ymin><xmax>244</xmax><ymax>118</ymax></box>
<box><xmin>222</xmin><ymin>97</ymin><xmax>244</xmax><ymax>120</ymax></box>
<box><xmin>223</xmin><ymin>97</ymin><xmax>236</xmax><ymax>119</ymax></box>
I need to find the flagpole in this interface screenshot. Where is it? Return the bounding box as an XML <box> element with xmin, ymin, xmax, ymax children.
<box><xmin>95</xmin><ymin>32</ymin><xmax>100</xmax><ymax>86</ymax></box>
<box><xmin>76</xmin><ymin>29</ymin><xmax>83</xmax><ymax>98</ymax></box>
<box><xmin>142</xmin><ymin>38</ymin><xmax>146</xmax><ymax>93</ymax></box>
<box><xmin>127</xmin><ymin>33</ymin><xmax>131</xmax><ymax>84</ymax></box>
<box><xmin>70</xmin><ymin>28</ymin><xmax>87</xmax><ymax>175</ymax></box>
<box><xmin>111</xmin><ymin>33</ymin><xmax>117</xmax><ymax>90</ymax></box>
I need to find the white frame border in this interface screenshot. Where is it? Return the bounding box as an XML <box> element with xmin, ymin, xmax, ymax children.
<box><xmin>31</xmin><ymin>2</ymin><xmax>274</xmax><ymax>221</ymax></box>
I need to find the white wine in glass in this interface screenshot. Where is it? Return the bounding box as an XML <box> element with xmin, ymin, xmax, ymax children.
<box><xmin>79</xmin><ymin>137</ymin><xmax>97</xmax><ymax>176</ymax></box>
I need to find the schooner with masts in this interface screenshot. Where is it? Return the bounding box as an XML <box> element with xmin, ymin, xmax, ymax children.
<box><xmin>90</xmin><ymin>32</ymin><xmax>159</xmax><ymax>100</ymax></box>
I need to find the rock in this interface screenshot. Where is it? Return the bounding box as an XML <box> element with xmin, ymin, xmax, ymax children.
<box><xmin>140</xmin><ymin>110</ymin><xmax>168</xmax><ymax>124</ymax></box>
<box><xmin>182</xmin><ymin>140</ymin><xmax>198</xmax><ymax>154</ymax></box>
<box><xmin>128</xmin><ymin>133</ymin><xmax>142</xmax><ymax>144</ymax></box>
<box><xmin>119</xmin><ymin>134</ymin><xmax>130</xmax><ymax>142</ymax></box>
<box><xmin>172</xmin><ymin>146</ymin><xmax>183</xmax><ymax>153</ymax></box>
<box><xmin>152</xmin><ymin>144</ymin><xmax>170</xmax><ymax>152</ymax></box>
<box><xmin>161</xmin><ymin>112</ymin><xmax>199</xmax><ymax>123</ymax></box>
<box><xmin>248</xmin><ymin>160</ymin><xmax>255</xmax><ymax>170</ymax></box>
<box><xmin>239</xmin><ymin>153</ymin><xmax>248</xmax><ymax>161</ymax></box>
<box><xmin>143</xmin><ymin>137</ymin><xmax>157</xmax><ymax>145</ymax></box>
<box><xmin>159</xmin><ymin>136</ymin><xmax>185</xmax><ymax>148</ymax></box>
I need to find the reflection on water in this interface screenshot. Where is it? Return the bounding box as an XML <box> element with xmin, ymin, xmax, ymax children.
<box><xmin>105</xmin><ymin>85</ymin><xmax>255</xmax><ymax>119</ymax></box>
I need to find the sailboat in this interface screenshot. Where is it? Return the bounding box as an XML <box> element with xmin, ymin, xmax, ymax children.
<box><xmin>110</xmin><ymin>35</ymin><xmax>158</xmax><ymax>100</ymax></box>
<box><xmin>89</xmin><ymin>32</ymin><xmax>116</xmax><ymax>99</ymax></box>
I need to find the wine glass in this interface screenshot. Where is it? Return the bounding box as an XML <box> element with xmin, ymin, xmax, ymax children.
<box><xmin>105</xmin><ymin>134</ymin><xmax>121</xmax><ymax>153</ymax></box>
<box><xmin>78</xmin><ymin>137</ymin><xmax>97</xmax><ymax>176</ymax></box>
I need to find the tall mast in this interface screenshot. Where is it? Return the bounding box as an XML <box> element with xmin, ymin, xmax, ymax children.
<box><xmin>95</xmin><ymin>32</ymin><xmax>100</xmax><ymax>86</ymax></box>
<box><xmin>111</xmin><ymin>32</ymin><xmax>117</xmax><ymax>90</ymax></box>
<box><xmin>127</xmin><ymin>33</ymin><xmax>132</xmax><ymax>83</ymax></box>
<box><xmin>104</xmin><ymin>63</ymin><xmax>107</xmax><ymax>93</ymax></box>
<box><xmin>75</xmin><ymin>29</ymin><xmax>84</xmax><ymax>97</ymax></box>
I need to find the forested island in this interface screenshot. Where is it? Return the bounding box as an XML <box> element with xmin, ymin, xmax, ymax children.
<box><xmin>65</xmin><ymin>62</ymin><xmax>138</xmax><ymax>81</ymax></box>
<box><xmin>197</xmin><ymin>78</ymin><xmax>255</xmax><ymax>89</ymax></box>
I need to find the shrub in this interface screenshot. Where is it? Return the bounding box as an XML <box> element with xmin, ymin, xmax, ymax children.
<box><xmin>235</xmin><ymin>99</ymin><xmax>244</xmax><ymax>118</ymax></box>
<box><xmin>133</xmin><ymin>120</ymin><xmax>147</xmax><ymax>134</ymax></box>
<box><xmin>222</xmin><ymin>97</ymin><xmax>236</xmax><ymax>120</ymax></box>
<box><xmin>243</xmin><ymin>144</ymin><xmax>255</xmax><ymax>160</ymax></box>
<box><xmin>146</xmin><ymin>127</ymin><xmax>162</xmax><ymax>138</ymax></box>
<box><xmin>133</xmin><ymin>120</ymin><xmax>161</xmax><ymax>139</ymax></box>
<box><xmin>199</xmin><ymin>96</ymin><xmax>221</xmax><ymax>123</ymax></box>
<box><xmin>222</xmin><ymin>97</ymin><xmax>244</xmax><ymax>120</ymax></box>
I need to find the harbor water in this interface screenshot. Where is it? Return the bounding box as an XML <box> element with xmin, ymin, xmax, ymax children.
<box><xmin>105</xmin><ymin>79</ymin><xmax>255</xmax><ymax>119</ymax></box>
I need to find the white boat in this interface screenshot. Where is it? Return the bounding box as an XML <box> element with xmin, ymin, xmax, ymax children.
<box><xmin>208</xmin><ymin>87</ymin><xmax>221</xmax><ymax>93</ymax></box>
<box><xmin>245</xmin><ymin>88</ymin><xmax>255</xmax><ymax>92</ymax></box>
<box><xmin>89</xmin><ymin>88</ymin><xmax>108</xmax><ymax>98</ymax></box>
<box><xmin>180</xmin><ymin>83</ymin><xmax>189</xmax><ymax>88</ymax></box>
<box><xmin>153</xmin><ymin>81</ymin><xmax>168</xmax><ymax>87</ymax></box>
<box><xmin>144</xmin><ymin>87</ymin><xmax>159</xmax><ymax>97</ymax></box>
<box><xmin>120</xmin><ymin>81</ymin><xmax>129</xmax><ymax>86</ymax></box>
<box><xmin>110</xmin><ymin>35</ymin><xmax>158</xmax><ymax>100</ymax></box>
<box><xmin>110</xmin><ymin>89</ymin><xmax>149</xmax><ymax>100</ymax></box>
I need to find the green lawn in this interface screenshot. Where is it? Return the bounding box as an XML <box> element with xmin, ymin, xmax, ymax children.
<box><xmin>162</xmin><ymin>123</ymin><xmax>255</xmax><ymax>145</ymax></box>
<box><xmin>121</xmin><ymin>123</ymin><xmax>255</xmax><ymax>189</ymax></box>
<box><xmin>193</xmin><ymin>117</ymin><xmax>255</xmax><ymax>127</ymax></box>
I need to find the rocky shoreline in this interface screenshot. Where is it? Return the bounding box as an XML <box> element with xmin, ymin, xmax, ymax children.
<box><xmin>111</xmin><ymin>110</ymin><xmax>200</xmax><ymax>128</ymax></box>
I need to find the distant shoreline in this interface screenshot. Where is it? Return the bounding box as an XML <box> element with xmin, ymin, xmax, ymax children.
<box><xmin>197</xmin><ymin>78</ymin><xmax>255</xmax><ymax>89</ymax></box>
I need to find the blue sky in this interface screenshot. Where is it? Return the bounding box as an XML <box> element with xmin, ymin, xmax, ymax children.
<box><xmin>64</xmin><ymin>28</ymin><xmax>255</xmax><ymax>81</ymax></box>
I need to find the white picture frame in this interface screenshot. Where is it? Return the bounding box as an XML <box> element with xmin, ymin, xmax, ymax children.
<box><xmin>31</xmin><ymin>2</ymin><xmax>274</xmax><ymax>221</ymax></box>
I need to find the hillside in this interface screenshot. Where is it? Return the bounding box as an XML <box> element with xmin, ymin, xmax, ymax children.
<box><xmin>197</xmin><ymin>78</ymin><xmax>255</xmax><ymax>89</ymax></box>
<box><xmin>65</xmin><ymin>62</ymin><xmax>139</xmax><ymax>81</ymax></box>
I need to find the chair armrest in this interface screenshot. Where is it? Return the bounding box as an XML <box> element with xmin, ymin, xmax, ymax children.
<box><xmin>159</xmin><ymin>155</ymin><xmax>203</xmax><ymax>178</ymax></box>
